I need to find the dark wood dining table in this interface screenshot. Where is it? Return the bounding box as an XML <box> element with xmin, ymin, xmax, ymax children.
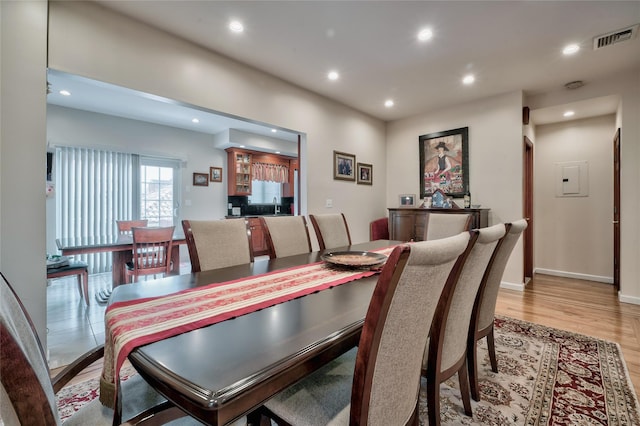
<box><xmin>57</xmin><ymin>231</ymin><xmax>186</xmax><ymax>287</ymax></box>
<box><xmin>110</xmin><ymin>240</ymin><xmax>399</xmax><ymax>426</ymax></box>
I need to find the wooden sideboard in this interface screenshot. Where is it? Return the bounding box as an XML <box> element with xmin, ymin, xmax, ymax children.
<box><xmin>388</xmin><ymin>208</ymin><xmax>489</xmax><ymax>242</ymax></box>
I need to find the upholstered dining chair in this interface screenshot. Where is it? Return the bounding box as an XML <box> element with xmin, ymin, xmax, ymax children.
<box><xmin>124</xmin><ymin>226</ymin><xmax>175</xmax><ymax>284</ymax></box>
<box><xmin>425</xmin><ymin>212</ymin><xmax>471</xmax><ymax>241</ymax></box>
<box><xmin>116</xmin><ymin>219</ymin><xmax>149</xmax><ymax>235</ymax></box>
<box><xmin>369</xmin><ymin>217</ymin><xmax>389</xmax><ymax>241</ymax></box>
<box><xmin>467</xmin><ymin>219</ymin><xmax>528</xmax><ymax>401</ymax></box>
<box><xmin>257</xmin><ymin>232</ymin><xmax>470</xmax><ymax>426</ymax></box>
<box><xmin>0</xmin><ymin>271</ymin><xmax>199</xmax><ymax>425</ymax></box>
<box><xmin>309</xmin><ymin>213</ymin><xmax>352</xmax><ymax>251</ymax></box>
<box><xmin>260</xmin><ymin>216</ymin><xmax>312</xmax><ymax>259</ymax></box>
<box><xmin>423</xmin><ymin>224</ymin><xmax>505</xmax><ymax>425</ymax></box>
<box><xmin>182</xmin><ymin>219</ymin><xmax>253</xmax><ymax>272</ymax></box>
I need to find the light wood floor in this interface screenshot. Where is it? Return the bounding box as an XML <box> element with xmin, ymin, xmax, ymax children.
<box><xmin>495</xmin><ymin>274</ymin><xmax>640</xmax><ymax>399</ymax></box>
<box><xmin>52</xmin><ymin>273</ymin><xmax>640</xmax><ymax>400</ymax></box>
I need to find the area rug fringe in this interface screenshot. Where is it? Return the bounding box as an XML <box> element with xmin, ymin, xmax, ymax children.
<box><xmin>57</xmin><ymin>316</ymin><xmax>639</xmax><ymax>425</ymax></box>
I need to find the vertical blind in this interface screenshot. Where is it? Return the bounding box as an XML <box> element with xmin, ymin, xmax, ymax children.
<box><xmin>55</xmin><ymin>146</ymin><xmax>139</xmax><ymax>273</ymax></box>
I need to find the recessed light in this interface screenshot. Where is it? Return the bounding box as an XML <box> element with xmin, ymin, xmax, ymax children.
<box><xmin>563</xmin><ymin>44</ymin><xmax>580</xmax><ymax>55</ymax></box>
<box><xmin>59</xmin><ymin>90</ymin><xmax>71</xmax><ymax>96</ymax></box>
<box><xmin>328</xmin><ymin>70</ymin><xmax>339</xmax><ymax>81</ymax></box>
<box><xmin>462</xmin><ymin>74</ymin><xmax>475</xmax><ymax>85</ymax></box>
<box><xmin>275</xmin><ymin>151</ymin><xmax>281</xmax><ymax>154</ymax></box>
<box><xmin>192</xmin><ymin>118</ymin><xmax>200</xmax><ymax>123</ymax></box>
<box><xmin>229</xmin><ymin>20</ymin><xmax>244</xmax><ymax>33</ymax></box>
<box><xmin>563</xmin><ymin>111</ymin><xmax>575</xmax><ymax>117</ymax></box>
<box><xmin>417</xmin><ymin>28</ymin><xmax>433</xmax><ymax>42</ymax></box>
<box><xmin>384</xmin><ymin>99</ymin><xmax>394</xmax><ymax>108</ymax></box>
<box><xmin>271</xmin><ymin>129</ymin><xmax>277</xmax><ymax>133</ymax></box>
<box><xmin>239</xmin><ymin>145</ymin><xmax>245</xmax><ymax>148</ymax></box>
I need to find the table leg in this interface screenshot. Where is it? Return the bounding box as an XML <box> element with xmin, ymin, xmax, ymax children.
<box><xmin>170</xmin><ymin>247</ymin><xmax>181</xmax><ymax>276</ymax></box>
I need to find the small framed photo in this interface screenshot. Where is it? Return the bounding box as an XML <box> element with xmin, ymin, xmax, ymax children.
<box><xmin>193</xmin><ymin>172</ymin><xmax>209</xmax><ymax>187</ymax></box>
<box><xmin>333</xmin><ymin>151</ymin><xmax>356</xmax><ymax>181</ymax></box>
<box><xmin>210</xmin><ymin>166</ymin><xmax>222</xmax><ymax>182</ymax></box>
<box><xmin>357</xmin><ymin>163</ymin><xmax>373</xmax><ymax>185</ymax></box>
<box><xmin>399</xmin><ymin>194</ymin><xmax>416</xmax><ymax>208</ymax></box>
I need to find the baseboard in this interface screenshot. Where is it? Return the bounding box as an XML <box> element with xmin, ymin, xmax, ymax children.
<box><xmin>618</xmin><ymin>292</ymin><xmax>640</xmax><ymax>305</ymax></box>
<box><xmin>534</xmin><ymin>268</ymin><xmax>613</xmax><ymax>284</ymax></box>
<box><xmin>500</xmin><ymin>280</ymin><xmax>525</xmax><ymax>292</ymax></box>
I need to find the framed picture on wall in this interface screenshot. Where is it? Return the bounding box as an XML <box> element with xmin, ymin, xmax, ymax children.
<box><xmin>333</xmin><ymin>151</ymin><xmax>356</xmax><ymax>181</ymax></box>
<box><xmin>357</xmin><ymin>163</ymin><xmax>373</xmax><ymax>185</ymax></box>
<box><xmin>193</xmin><ymin>172</ymin><xmax>209</xmax><ymax>186</ymax></box>
<box><xmin>210</xmin><ymin>166</ymin><xmax>222</xmax><ymax>182</ymax></box>
<box><xmin>419</xmin><ymin>127</ymin><xmax>469</xmax><ymax>198</ymax></box>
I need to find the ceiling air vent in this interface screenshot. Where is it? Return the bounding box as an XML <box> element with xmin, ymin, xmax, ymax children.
<box><xmin>593</xmin><ymin>24</ymin><xmax>639</xmax><ymax>50</ymax></box>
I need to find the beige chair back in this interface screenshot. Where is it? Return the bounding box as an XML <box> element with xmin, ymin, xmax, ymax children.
<box><xmin>182</xmin><ymin>219</ymin><xmax>253</xmax><ymax>272</ymax></box>
<box><xmin>355</xmin><ymin>232</ymin><xmax>470</xmax><ymax>424</ymax></box>
<box><xmin>260</xmin><ymin>216</ymin><xmax>312</xmax><ymax>258</ymax></box>
<box><xmin>309</xmin><ymin>213</ymin><xmax>352</xmax><ymax>250</ymax></box>
<box><xmin>425</xmin><ymin>213</ymin><xmax>471</xmax><ymax>241</ymax></box>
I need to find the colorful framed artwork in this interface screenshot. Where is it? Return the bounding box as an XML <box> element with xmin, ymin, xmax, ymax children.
<box><xmin>419</xmin><ymin>127</ymin><xmax>469</xmax><ymax>198</ymax></box>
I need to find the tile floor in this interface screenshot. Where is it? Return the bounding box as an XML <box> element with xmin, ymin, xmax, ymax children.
<box><xmin>46</xmin><ymin>264</ymin><xmax>191</xmax><ymax>369</ymax></box>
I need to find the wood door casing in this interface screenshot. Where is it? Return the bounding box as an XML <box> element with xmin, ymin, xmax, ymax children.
<box><xmin>613</xmin><ymin>128</ymin><xmax>621</xmax><ymax>291</ymax></box>
<box><xmin>523</xmin><ymin>136</ymin><xmax>534</xmax><ymax>279</ymax></box>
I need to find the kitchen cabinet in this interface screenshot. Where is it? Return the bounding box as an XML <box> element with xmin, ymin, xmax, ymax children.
<box><xmin>388</xmin><ymin>208</ymin><xmax>489</xmax><ymax>242</ymax></box>
<box><xmin>226</xmin><ymin>149</ymin><xmax>252</xmax><ymax>195</ymax></box>
<box><xmin>247</xmin><ymin>217</ymin><xmax>269</xmax><ymax>256</ymax></box>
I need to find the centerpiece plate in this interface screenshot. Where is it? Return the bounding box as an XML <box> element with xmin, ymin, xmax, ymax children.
<box><xmin>321</xmin><ymin>251</ymin><xmax>387</xmax><ymax>269</ymax></box>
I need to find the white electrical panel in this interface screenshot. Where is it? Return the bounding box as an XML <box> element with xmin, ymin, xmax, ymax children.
<box><xmin>555</xmin><ymin>161</ymin><xmax>589</xmax><ymax>197</ymax></box>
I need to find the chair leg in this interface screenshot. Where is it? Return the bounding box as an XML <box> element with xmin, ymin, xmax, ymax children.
<box><xmin>81</xmin><ymin>269</ymin><xmax>89</xmax><ymax>306</ymax></box>
<box><xmin>458</xmin><ymin>361</ymin><xmax>473</xmax><ymax>417</ymax></box>
<box><xmin>487</xmin><ymin>326</ymin><xmax>498</xmax><ymax>373</ymax></box>
<box><xmin>468</xmin><ymin>337</ymin><xmax>481</xmax><ymax>402</ymax></box>
<box><xmin>427</xmin><ymin>375</ymin><xmax>441</xmax><ymax>426</ymax></box>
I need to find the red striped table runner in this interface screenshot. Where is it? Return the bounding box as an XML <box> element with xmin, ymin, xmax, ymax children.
<box><xmin>99</xmin><ymin>246</ymin><xmax>397</xmax><ymax>407</ymax></box>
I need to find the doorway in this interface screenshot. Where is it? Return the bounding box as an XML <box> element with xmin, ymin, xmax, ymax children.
<box><xmin>523</xmin><ymin>136</ymin><xmax>534</xmax><ymax>280</ymax></box>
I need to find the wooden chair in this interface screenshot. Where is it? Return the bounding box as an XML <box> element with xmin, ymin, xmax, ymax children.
<box><xmin>467</xmin><ymin>219</ymin><xmax>528</xmax><ymax>401</ymax></box>
<box><xmin>260</xmin><ymin>216</ymin><xmax>312</xmax><ymax>259</ymax></box>
<box><xmin>182</xmin><ymin>219</ymin><xmax>253</xmax><ymax>272</ymax></box>
<box><xmin>124</xmin><ymin>226</ymin><xmax>174</xmax><ymax>283</ymax></box>
<box><xmin>116</xmin><ymin>219</ymin><xmax>148</xmax><ymax>235</ymax></box>
<box><xmin>425</xmin><ymin>212</ymin><xmax>471</xmax><ymax>241</ymax></box>
<box><xmin>369</xmin><ymin>217</ymin><xmax>389</xmax><ymax>241</ymax></box>
<box><xmin>0</xmin><ymin>271</ymin><xmax>193</xmax><ymax>425</ymax></box>
<box><xmin>423</xmin><ymin>224</ymin><xmax>506</xmax><ymax>426</ymax></box>
<box><xmin>46</xmin><ymin>261</ymin><xmax>90</xmax><ymax>306</ymax></box>
<box><xmin>256</xmin><ymin>232</ymin><xmax>470</xmax><ymax>426</ymax></box>
<box><xmin>309</xmin><ymin>213</ymin><xmax>352</xmax><ymax>251</ymax></box>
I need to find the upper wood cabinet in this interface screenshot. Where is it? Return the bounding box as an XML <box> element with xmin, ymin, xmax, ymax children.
<box><xmin>226</xmin><ymin>148</ymin><xmax>297</xmax><ymax>197</ymax></box>
<box><xmin>388</xmin><ymin>208</ymin><xmax>489</xmax><ymax>242</ymax></box>
<box><xmin>227</xmin><ymin>149</ymin><xmax>252</xmax><ymax>196</ymax></box>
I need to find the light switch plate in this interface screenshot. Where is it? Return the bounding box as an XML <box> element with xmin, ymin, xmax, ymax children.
<box><xmin>325</xmin><ymin>199</ymin><xmax>333</xmax><ymax>208</ymax></box>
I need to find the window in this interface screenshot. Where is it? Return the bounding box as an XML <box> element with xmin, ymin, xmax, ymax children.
<box><xmin>249</xmin><ymin>180</ymin><xmax>282</xmax><ymax>204</ymax></box>
<box><xmin>55</xmin><ymin>147</ymin><xmax>180</xmax><ymax>273</ymax></box>
<box><xmin>140</xmin><ymin>157</ymin><xmax>181</xmax><ymax>227</ymax></box>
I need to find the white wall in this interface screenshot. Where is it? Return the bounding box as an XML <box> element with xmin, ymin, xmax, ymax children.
<box><xmin>47</xmin><ymin>105</ymin><xmax>229</xmax><ymax>261</ymax></box>
<box><xmin>48</xmin><ymin>1</ymin><xmax>388</xmax><ymax>249</ymax></box>
<box><xmin>387</xmin><ymin>90</ymin><xmax>526</xmax><ymax>287</ymax></box>
<box><xmin>0</xmin><ymin>1</ymin><xmax>48</xmax><ymax>341</ymax></box>
<box><xmin>528</xmin><ymin>69</ymin><xmax>640</xmax><ymax>303</ymax></box>
<box><xmin>534</xmin><ymin>115</ymin><xmax>615</xmax><ymax>282</ymax></box>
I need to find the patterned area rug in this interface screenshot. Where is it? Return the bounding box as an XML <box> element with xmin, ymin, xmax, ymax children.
<box><xmin>57</xmin><ymin>317</ymin><xmax>639</xmax><ymax>424</ymax></box>
<box><xmin>420</xmin><ymin>316</ymin><xmax>640</xmax><ymax>425</ymax></box>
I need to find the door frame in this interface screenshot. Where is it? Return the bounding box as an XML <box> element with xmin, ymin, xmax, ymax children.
<box><xmin>613</xmin><ymin>128</ymin><xmax>621</xmax><ymax>291</ymax></box>
<box><xmin>523</xmin><ymin>136</ymin><xmax>534</xmax><ymax>280</ymax></box>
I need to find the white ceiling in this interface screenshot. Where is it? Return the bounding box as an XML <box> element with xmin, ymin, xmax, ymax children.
<box><xmin>48</xmin><ymin>1</ymin><xmax>640</xmax><ymax>134</ymax></box>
